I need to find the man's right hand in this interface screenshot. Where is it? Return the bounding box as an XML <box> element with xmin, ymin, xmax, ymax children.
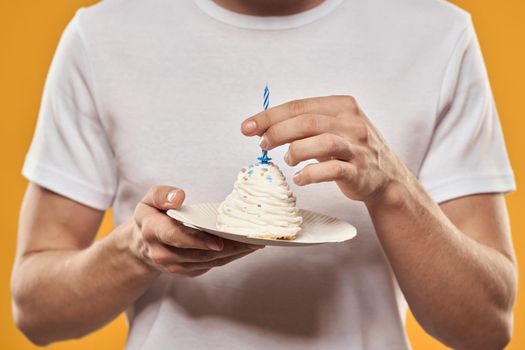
<box><xmin>13</xmin><ymin>183</ymin><xmax>263</xmax><ymax>345</ymax></box>
<box><xmin>130</xmin><ymin>186</ymin><xmax>264</xmax><ymax>277</ymax></box>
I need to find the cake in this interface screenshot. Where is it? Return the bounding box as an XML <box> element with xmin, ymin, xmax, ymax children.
<box><xmin>217</xmin><ymin>162</ymin><xmax>303</xmax><ymax>240</ymax></box>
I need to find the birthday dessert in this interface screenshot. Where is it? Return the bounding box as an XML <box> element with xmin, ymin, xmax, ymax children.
<box><xmin>217</xmin><ymin>161</ymin><xmax>303</xmax><ymax>240</ymax></box>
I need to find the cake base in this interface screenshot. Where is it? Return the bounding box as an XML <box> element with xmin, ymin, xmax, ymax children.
<box><xmin>254</xmin><ymin>234</ymin><xmax>297</xmax><ymax>241</ymax></box>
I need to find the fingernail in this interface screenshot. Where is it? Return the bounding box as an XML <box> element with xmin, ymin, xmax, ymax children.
<box><xmin>284</xmin><ymin>152</ymin><xmax>291</xmax><ymax>165</ymax></box>
<box><xmin>242</xmin><ymin>120</ymin><xmax>257</xmax><ymax>134</ymax></box>
<box><xmin>207</xmin><ymin>240</ymin><xmax>223</xmax><ymax>251</ymax></box>
<box><xmin>293</xmin><ymin>171</ymin><xmax>303</xmax><ymax>185</ymax></box>
<box><xmin>259</xmin><ymin>135</ymin><xmax>268</xmax><ymax>150</ymax></box>
<box><xmin>167</xmin><ymin>190</ymin><xmax>179</xmax><ymax>203</ymax></box>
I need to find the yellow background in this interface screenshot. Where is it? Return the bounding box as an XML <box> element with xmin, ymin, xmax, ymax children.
<box><xmin>0</xmin><ymin>1</ymin><xmax>523</xmax><ymax>349</ymax></box>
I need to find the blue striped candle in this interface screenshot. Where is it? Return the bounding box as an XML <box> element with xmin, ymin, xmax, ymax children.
<box><xmin>258</xmin><ymin>85</ymin><xmax>272</xmax><ymax>164</ymax></box>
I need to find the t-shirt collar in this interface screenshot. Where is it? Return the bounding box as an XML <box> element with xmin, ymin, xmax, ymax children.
<box><xmin>192</xmin><ymin>0</ymin><xmax>344</xmax><ymax>30</ymax></box>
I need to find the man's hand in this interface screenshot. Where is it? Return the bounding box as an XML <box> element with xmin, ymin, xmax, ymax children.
<box><xmin>130</xmin><ymin>186</ymin><xmax>264</xmax><ymax>277</ymax></box>
<box><xmin>242</xmin><ymin>95</ymin><xmax>517</xmax><ymax>349</ymax></box>
<box><xmin>241</xmin><ymin>95</ymin><xmax>407</xmax><ymax>203</ymax></box>
<box><xmin>11</xmin><ymin>184</ymin><xmax>263</xmax><ymax>345</ymax></box>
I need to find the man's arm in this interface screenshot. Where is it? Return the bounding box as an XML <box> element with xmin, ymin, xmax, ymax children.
<box><xmin>11</xmin><ymin>184</ymin><xmax>262</xmax><ymax>345</ymax></box>
<box><xmin>367</xmin><ymin>188</ymin><xmax>516</xmax><ymax>349</ymax></box>
<box><xmin>11</xmin><ymin>184</ymin><xmax>157</xmax><ymax>345</ymax></box>
<box><xmin>242</xmin><ymin>95</ymin><xmax>517</xmax><ymax>349</ymax></box>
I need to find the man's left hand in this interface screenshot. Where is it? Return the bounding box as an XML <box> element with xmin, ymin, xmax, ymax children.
<box><xmin>241</xmin><ymin>95</ymin><xmax>409</xmax><ymax>203</ymax></box>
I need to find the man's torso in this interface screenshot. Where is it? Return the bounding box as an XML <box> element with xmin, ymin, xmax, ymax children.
<box><xmin>74</xmin><ymin>0</ymin><xmax>469</xmax><ymax>348</ymax></box>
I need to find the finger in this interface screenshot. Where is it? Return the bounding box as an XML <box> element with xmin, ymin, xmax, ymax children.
<box><xmin>293</xmin><ymin>159</ymin><xmax>357</xmax><ymax>186</ymax></box>
<box><xmin>140</xmin><ymin>185</ymin><xmax>185</xmax><ymax>212</ymax></box>
<box><xmin>261</xmin><ymin>113</ymin><xmax>368</xmax><ymax>151</ymax></box>
<box><xmin>177</xmin><ymin>250</ymin><xmax>255</xmax><ymax>272</ymax></box>
<box><xmin>179</xmin><ymin>268</ymin><xmax>211</xmax><ymax>278</ymax></box>
<box><xmin>260</xmin><ymin>114</ymin><xmax>343</xmax><ymax>150</ymax></box>
<box><xmin>241</xmin><ymin>95</ymin><xmax>360</xmax><ymax>136</ymax></box>
<box><xmin>285</xmin><ymin>133</ymin><xmax>354</xmax><ymax>167</ymax></box>
<box><xmin>161</xmin><ymin>223</ymin><xmax>224</xmax><ymax>251</ymax></box>
<box><xmin>149</xmin><ymin>240</ymin><xmax>263</xmax><ymax>264</ymax></box>
<box><xmin>134</xmin><ymin>185</ymin><xmax>185</xmax><ymax>227</ymax></box>
<box><xmin>141</xmin><ymin>212</ymin><xmax>224</xmax><ymax>251</ymax></box>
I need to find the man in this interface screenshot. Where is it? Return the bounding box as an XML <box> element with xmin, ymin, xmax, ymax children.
<box><xmin>11</xmin><ymin>0</ymin><xmax>517</xmax><ymax>349</ymax></box>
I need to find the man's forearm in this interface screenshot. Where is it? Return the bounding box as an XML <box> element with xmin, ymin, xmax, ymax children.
<box><xmin>11</xmin><ymin>220</ymin><xmax>159</xmax><ymax>346</ymax></box>
<box><xmin>365</xmin><ymin>179</ymin><xmax>516</xmax><ymax>349</ymax></box>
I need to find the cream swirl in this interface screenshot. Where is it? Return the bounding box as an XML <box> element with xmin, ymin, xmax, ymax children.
<box><xmin>217</xmin><ymin>162</ymin><xmax>303</xmax><ymax>239</ymax></box>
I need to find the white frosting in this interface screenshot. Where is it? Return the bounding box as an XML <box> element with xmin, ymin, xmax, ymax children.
<box><xmin>217</xmin><ymin>162</ymin><xmax>303</xmax><ymax>238</ymax></box>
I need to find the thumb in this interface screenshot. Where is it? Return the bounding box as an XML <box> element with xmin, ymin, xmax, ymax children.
<box><xmin>142</xmin><ymin>185</ymin><xmax>186</xmax><ymax>211</ymax></box>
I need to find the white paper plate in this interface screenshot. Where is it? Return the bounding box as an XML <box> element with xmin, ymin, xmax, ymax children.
<box><xmin>166</xmin><ymin>202</ymin><xmax>357</xmax><ymax>247</ymax></box>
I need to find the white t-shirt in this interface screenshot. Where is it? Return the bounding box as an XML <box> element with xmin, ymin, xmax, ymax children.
<box><xmin>23</xmin><ymin>0</ymin><xmax>515</xmax><ymax>349</ymax></box>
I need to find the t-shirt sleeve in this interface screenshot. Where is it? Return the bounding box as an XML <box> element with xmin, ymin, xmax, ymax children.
<box><xmin>418</xmin><ymin>20</ymin><xmax>516</xmax><ymax>204</ymax></box>
<box><xmin>22</xmin><ymin>14</ymin><xmax>117</xmax><ymax>210</ymax></box>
